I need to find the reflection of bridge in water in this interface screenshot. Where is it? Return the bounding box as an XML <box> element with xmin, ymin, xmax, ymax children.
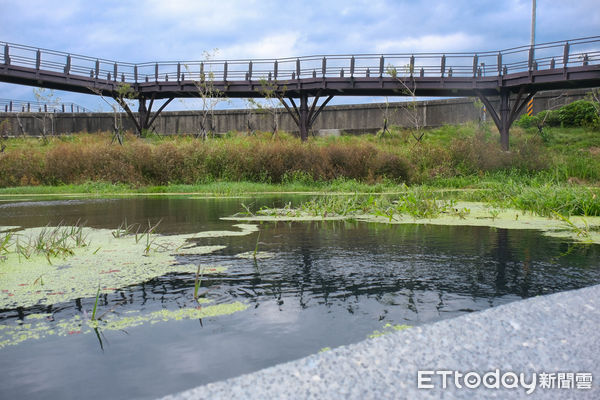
<box><xmin>1</xmin><ymin>36</ymin><xmax>600</xmax><ymax>148</ymax></box>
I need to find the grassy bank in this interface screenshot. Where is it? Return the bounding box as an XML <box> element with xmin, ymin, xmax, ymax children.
<box><xmin>1</xmin><ymin>123</ymin><xmax>599</xmax><ymax>186</ymax></box>
<box><xmin>1</xmin><ymin>122</ymin><xmax>599</xmax><ymax>215</ymax></box>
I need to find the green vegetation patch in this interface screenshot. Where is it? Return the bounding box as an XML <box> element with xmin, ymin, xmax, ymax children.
<box><xmin>0</xmin><ymin>223</ymin><xmax>258</xmax><ymax>309</ymax></box>
<box><xmin>226</xmin><ymin>197</ymin><xmax>600</xmax><ymax>244</ymax></box>
<box><xmin>368</xmin><ymin>323</ymin><xmax>412</xmax><ymax>339</ymax></box>
<box><xmin>235</xmin><ymin>251</ymin><xmax>276</xmax><ymax>260</ymax></box>
<box><xmin>0</xmin><ymin>301</ymin><xmax>248</xmax><ymax>349</ymax></box>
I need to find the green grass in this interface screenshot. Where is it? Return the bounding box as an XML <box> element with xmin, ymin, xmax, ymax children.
<box><xmin>1</xmin><ymin>221</ymin><xmax>90</xmax><ymax>262</ymax></box>
<box><xmin>0</xmin><ymin>179</ymin><xmax>406</xmax><ymax>196</ymax></box>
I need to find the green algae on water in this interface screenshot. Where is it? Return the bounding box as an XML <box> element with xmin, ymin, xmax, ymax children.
<box><xmin>0</xmin><ymin>223</ymin><xmax>258</xmax><ymax>309</ymax></box>
<box><xmin>236</xmin><ymin>251</ymin><xmax>276</xmax><ymax>260</ymax></box>
<box><xmin>225</xmin><ymin>202</ymin><xmax>600</xmax><ymax>244</ymax></box>
<box><xmin>368</xmin><ymin>323</ymin><xmax>412</xmax><ymax>339</ymax></box>
<box><xmin>0</xmin><ymin>301</ymin><xmax>248</xmax><ymax>349</ymax></box>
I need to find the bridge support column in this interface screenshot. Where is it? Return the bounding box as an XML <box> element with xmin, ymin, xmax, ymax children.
<box><xmin>476</xmin><ymin>87</ymin><xmax>536</xmax><ymax>151</ymax></box>
<box><xmin>299</xmin><ymin>95</ymin><xmax>309</xmax><ymax>141</ymax></box>
<box><xmin>279</xmin><ymin>93</ymin><xmax>334</xmax><ymax>141</ymax></box>
<box><xmin>114</xmin><ymin>95</ymin><xmax>174</xmax><ymax>137</ymax></box>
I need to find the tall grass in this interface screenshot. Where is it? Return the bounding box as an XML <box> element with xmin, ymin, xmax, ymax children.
<box><xmin>0</xmin><ymin>125</ymin><xmax>598</xmax><ymax>190</ymax></box>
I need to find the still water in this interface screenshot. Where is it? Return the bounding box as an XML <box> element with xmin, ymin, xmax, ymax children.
<box><xmin>1</xmin><ymin>196</ymin><xmax>599</xmax><ymax>399</ymax></box>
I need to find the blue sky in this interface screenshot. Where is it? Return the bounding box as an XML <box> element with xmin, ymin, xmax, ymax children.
<box><xmin>1</xmin><ymin>0</ymin><xmax>598</xmax><ymax>111</ymax></box>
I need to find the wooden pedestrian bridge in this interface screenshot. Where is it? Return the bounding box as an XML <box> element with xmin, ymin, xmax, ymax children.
<box><xmin>1</xmin><ymin>36</ymin><xmax>600</xmax><ymax>149</ymax></box>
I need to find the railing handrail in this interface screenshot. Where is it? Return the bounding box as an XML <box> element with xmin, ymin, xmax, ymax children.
<box><xmin>1</xmin><ymin>35</ymin><xmax>599</xmax><ymax>85</ymax></box>
<box><xmin>1</xmin><ymin>35</ymin><xmax>599</xmax><ymax>68</ymax></box>
<box><xmin>0</xmin><ymin>98</ymin><xmax>91</xmax><ymax>112</ymax></box>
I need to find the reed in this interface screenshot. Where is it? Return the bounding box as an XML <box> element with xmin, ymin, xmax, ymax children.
<box><xmin>193</xmin><ymin>265</ymin><xmax>204</xmax><ymax>302</ymax></box>
<box><xmin>253</xmin><ymin>231</ymin><xmax>260</xmax><ymax>260</ymax></box>
<box><xmin>91</xmin><ymin>285</ymin><xmax>100</xmax><ymax>321</ymax></box>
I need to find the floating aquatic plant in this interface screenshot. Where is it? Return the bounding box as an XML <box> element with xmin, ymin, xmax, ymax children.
<box><xmin>368</xmin><ymin>323</ymin><xmax>411</xmax><ymax>339</ymax></box>
<box><xmin>226</xmin><ymin>200</ymin><xmax>600</xmax><ymax>244</ymax></box>
<box><xmin>0</xmin><ymin>223</ymin><xmax>258</xmax><ymax>309</ymax></box>
<box><xmin>0</xmin><ymin>301</ymin><xmax>248</xmax><ymax>349</ymax></box>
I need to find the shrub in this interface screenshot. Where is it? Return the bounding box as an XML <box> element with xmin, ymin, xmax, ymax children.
<box><xmin>516</xmin><ymin>110</ymin><xmax>561</xmax><ymax>129</ymax></box>
<box><xmin>558</xmin><ymin>100</ymin><xmax>599</xmax><ymax>128</ymax></box>
<box><xmin>516</xmin><ymin>114</ymin><xmax>536</xmax><ymax>129</ymax></box>
<box><xmin>535</xmin><ymin>110</ymin><xmax>561</xmax><ymax>127</ymax></box>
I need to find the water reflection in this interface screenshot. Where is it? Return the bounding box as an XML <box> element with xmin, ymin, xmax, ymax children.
<box><xmin>0</xmin><ymin>197</ymin><xmax>599</xmax><ymax>400</ymax></box>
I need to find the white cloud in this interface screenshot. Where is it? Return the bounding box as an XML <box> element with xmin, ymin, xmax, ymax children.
<box><xmin>375</xmin><ymin>33</ymin><xmax>484</xmax><ymax>54</ymax></box>
<box><xmin>142</xmin><ymin>0</ymin><xmax>263</xmax><ymax>34</ymax></box>
<box><xmin>220</xmin><ymin>32</ymin><xmax>304</xmax><ymax>59</ymax></box>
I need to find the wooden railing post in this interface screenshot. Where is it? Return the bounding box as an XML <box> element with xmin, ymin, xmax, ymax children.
<box><xmin>497</xmin><ymin>52</ymin><xmax>502</xmax><ymax>75</ymax></box>
<box><xmin>3</xmin><ymin>44</ymin><xmax>10</xmax><ymax>65</ymax></box>
<box><xmin>441</xmin><ymin>54</ymin><xmax>446</xmax><ymax>77</ymax></box>
<box><xmin>65</xmin><ymin>55</ymin><xmax>71</xmax><ymax>74</ymax></box>
<box><xmin>322</xmin><ymin>57</ymin><xmax>326</xmax><ymax>77</ymax></box>
<box><xmin>36</xmin><ymin>50</ymin><xmax>41</xmax><ymax>69</ymax></box>
<box><xmin>472</xmin><ymin>54</ymin><xmax>478</xmax><ymax>77</ymax></box>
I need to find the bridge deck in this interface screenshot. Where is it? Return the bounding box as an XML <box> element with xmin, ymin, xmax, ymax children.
<box><xmin>1</xmin><ymin>36</ymin><xmax>600</xmax><ymax>99</ymax></box>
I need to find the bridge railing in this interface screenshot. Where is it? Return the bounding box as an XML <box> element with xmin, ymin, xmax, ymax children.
<box><xmin>1</xmin><ymin>36</ymin><xmax>599</xmax><ymax>86</ymax></box>
<box><xmin>0</xmin><ymin>98</ymin><xmax>90</xmax><ymax>113</ymax></box>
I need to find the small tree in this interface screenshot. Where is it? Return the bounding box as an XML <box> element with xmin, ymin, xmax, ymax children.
<box><xmin>0</xmin><ymin>118</ymin><xmax>9</xmax><ymax>152</ymax></box>
<box><xmin>32</xmin><ymin>88</ymin><xmax>60</xmax><ymax>142</ymax></box>
<box><xmin>185</xmin><ymin>50</ymin><xmax>227</xmax><ymax>140</ymax></box>
<box><xmin>88</xmin><ymin>83</ymin><xmax>136</xmax><ymax>144</ymax></box>
<box><xmin>246</xmin><ymin>79</ymin><xmax>287</xmax><ymax>138</ymax></box>
<box><xmin>376</xmin><ymin>96</ymin><xmax>397</xmax><ymax>139</ymax></box>
<box><xmin>386</xmin><ymin>66</ymin><xmax>424</xmax><ymax>143</ymax></box>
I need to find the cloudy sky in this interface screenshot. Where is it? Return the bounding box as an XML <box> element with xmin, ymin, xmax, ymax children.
<box><xmin>1</xmin><ymin>0</ymin><xmax>598</xmax><ymax>110</ymax></box>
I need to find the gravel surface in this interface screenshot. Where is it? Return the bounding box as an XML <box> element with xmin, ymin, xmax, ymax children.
<box><xmin>161</xmin><ymin>285</ymin><xmax>599</xmax><ymax>399</ymax></box>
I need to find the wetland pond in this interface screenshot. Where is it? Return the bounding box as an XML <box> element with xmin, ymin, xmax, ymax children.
<box><xmin>1</xmin><ymin>195</ymin><xmax>599</xmax><ymax>399</ymax></box>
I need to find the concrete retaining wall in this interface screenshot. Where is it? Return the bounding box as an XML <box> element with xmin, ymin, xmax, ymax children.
<box><xmin>0</xmin><ymin>89</ymin><xmax>591</xmax><ymax>137</ymax></box>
